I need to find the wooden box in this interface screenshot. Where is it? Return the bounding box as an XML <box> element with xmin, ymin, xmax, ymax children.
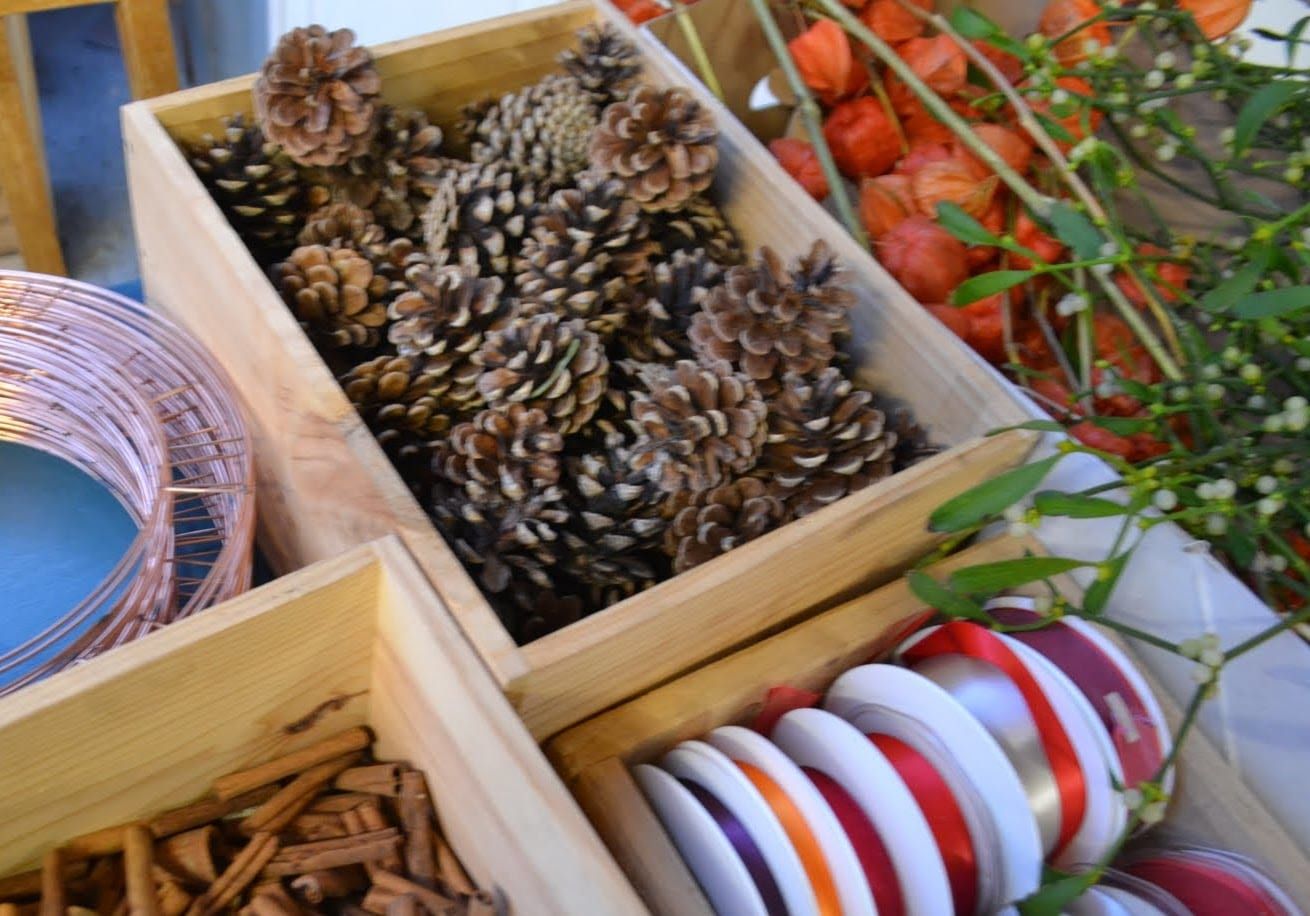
<box><xmin>549</xmin><ymin>536</ymin><xmax>1310</xmax><ymax>915</ymax></box>
<box><xmin>0</xmin><ymin>537</ymin><xmax>644</xmax><ymax>915</ymax></box>
<box><xmin>122</xmin><ymin>0</ymin><xmax>1034</xmax><ymax>740</ymax></box>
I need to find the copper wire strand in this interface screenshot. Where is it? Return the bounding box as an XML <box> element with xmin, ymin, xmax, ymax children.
<box><xmin>0</xmin><ymin>271</ymin><xmax>255</xmax><ymax>691</ymax></box>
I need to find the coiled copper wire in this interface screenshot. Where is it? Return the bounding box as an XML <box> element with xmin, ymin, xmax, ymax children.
<box><xmin>0</xmin><ymin>271</ymin><xmax>255</xmax><ymax>692</ymax></box>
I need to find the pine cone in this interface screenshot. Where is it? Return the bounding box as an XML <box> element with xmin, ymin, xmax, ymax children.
<box><xmin>253</xmin><ymin>25</ymin><xmax>381</xmax><ymax>167</ymax></box>
<box><xmin>472</xmin><ymin>314</ymin><xmax>609</xmax><ymax>435</ymax></box>
<box><xmin>297</xmin><ymin>201</ymin><xmax>387</xmax><ymax>254</ymax></box>
<box><xmin>618</xmin><ymin>248</ymin><xmax>725</xmax><ymax>362</ymax></box>
<box><xmin>559</xmin><ymin>23</ymin><xmax>640</xmax><ymax>106</ymax></box>
<box><xmin>466</xmin><ymin>74</ymin><xmax>597</xmax><ymax>190</ymax></box>
<box><xmin>515</xmin><ymin>174</ymin><xmax>654</xmax><ymax>335</ymax></box>
<box><xmin>185</xmin><ymin>114</ymin><xmax>304</xmax><ymax>264</ymax></box>
<box><xmin>664</xmin><ymin>477</ymin><xmax>788</xmax><ymax>573</ymax></box>
<box><xmin>387</xmin><ymin>264</ymin><xmax>510</xmax><ymax>411</ymax></box>
<box><xmin>629</xmin><ymin>359</ymin><xmax>767</xmax><ymax>495</ymax></box>
<box><xmin>422</xmin><ymin>161</ymin><xmax>541</xmax><ymax>276</ymax></box>
<box><xmin>590</xmin><ymin>84</ymin><xmax>718</xmax><ymax>212</ymax></box>
<box><xmin>369</xmin><ymin>236</ymin><xmax>430</xmax><ymax>298</ymax></box>
<box><xmin>314</xmin><ymin>105</ymin><xmax>446</xmax><ymax>236</ymax></box>
<box><xmin>515</xmin><ymin>588</ymin><xmax>587</xmax><ymax>643</ymax></box>
<box><xmin>271</xmin><ymin>244</ymin><xmax>388</xmax><ymax>349</ymax></box>
<box><xmin>339</xmin><ymin>354</ymin><xmax>453</xmax><ymax>466</ymax></box>
<box><xmin>763</xmin><ymin>369</ymin><xmax>897</xmax><ymax>518</ymax></box>
<box><xmin>689</xmin><ymin>241</ymin><xmax>854</xmax><ymax>395</ymax></box>
<box><xmin>646</xmin><ymin>194</ymin><xmax>744</xmax><ymax>265</ymax></box>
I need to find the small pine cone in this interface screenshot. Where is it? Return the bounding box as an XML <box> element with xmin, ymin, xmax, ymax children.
<box><xmin>369</xmin><ymin>236</ymin><xmax>431</xmax><ymax>298</ymax></box>
<box><xmin>466</xmin><ymin>74</ymin><xmax>598</xmax><ymax>190</ymax></box>
<box><xmin>432</xmin><ymin>484</ymin><xmax>567</xmax><ymax>600</ymax></box>
<box><xmin>253</xmin><ymin>25</ymin><xmax>380</xmax><ymax>167</ymax></box>
<box><xmin>339</xmin><ymin>354</ymin><xmax>455</xmax><ymax>450</ymax></box>
<box><xmin>630</xmin><ymin>359</ymin><xmax>767</xmax><ymax>495</ymax></box>
<box><xmin>689</xmin><ymin>241</ymin><xmax>855</xmax><ymax>395</ymax></box>
<box><xmin>436</xmin><ymin>404</ymin><xmax>565</xmax><ymax>504</ymax></box>
<box><xmin>618</xmin><ymin>248</ymin><xmax>725</xmax><ymax>362</ymax></box>
<box><xmin>297</xmin><ymin>201</ymin><xmax>387</xmax><ymax>254</ymax></box>
<box><xmin>472</xmin><ymin>314</ymin><xmax>609</xmax><ymax>436</ymax></box>
<box><xmin>664</xmin><ymin>477</ymin><xmax>788</xmax><ymax>573</ymax></box>
<box><xmin>646</xmin><ymin>194</ymin><xmax>744</xmax><ymax>265</ymax></box>
<box><xmin>387</xmin><ymin>264</ymin><xmax>509</xmax><ymax>409</ymax></box>
<box><xmin>185</xmin><ymin>114</ymin><xmax>304</xmax><ymax>263</ymax></box>
<box><xmin>764</xmin><ymin>369</ymin><xmax>898</xmax><ymax>518</ymax></box>
<box><xmin>271</xmin><ymin>244</ymin><xmax>388</xmax><ymax>349</ymax></box>
<box><xmin>515</xmin><ymin>174</ymin><xmax>654</xmax><ymax>334</ymax></box>
<box><xmin>558</xmin><ymin>23</ymin><xmax>640</xmax><ymax>106</ymax></box>
<box><xmin>590</xmin><ymin>84</ymin><xmax>718</xmax><ymax>212</ymax></box>
<box><xmin>422</xmin><ymin>161</ymin><xmax>540</xmax><ymax>276</ymax></box>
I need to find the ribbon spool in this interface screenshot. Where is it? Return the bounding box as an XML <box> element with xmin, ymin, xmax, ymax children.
<box><xmin>1121</xmin><ymin>848</ymin><xmax>1305</xmax><ymax>916</ymax></box>
<box><xmin>0</xmin><ymin>272</ymin><xmax>254</xmax><ymax>692</ymax></box>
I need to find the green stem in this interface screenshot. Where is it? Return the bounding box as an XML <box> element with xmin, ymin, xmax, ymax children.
<box><xmin>672</xmin><ymin>2</ymin><xmax>725</xmax><ymax>102</ymax></box>
<box><xmin>1224</xmin><ymin>599</ymin><xmax>1310</xmax><ymax>660</ymax></box>
<box><xmin>748</xmin><ymin>0</ymin><xmax>869</xmax><ymax>248</ymax></box>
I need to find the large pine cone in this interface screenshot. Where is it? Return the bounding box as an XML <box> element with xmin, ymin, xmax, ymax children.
<box><xmin>646</xmin><ymin>194</ymin><xmax>744</xmax><ymax>266</ymax></box>
<box><xmin>253</xmin><ymin>25</ymin><xmax>380</xmax><ymax>167</ymax></box>
<box><xmin>689</xmin><ymin>241</ymin><xmax>855</xmax><ymax>395</ymax></box>
<box><xmin>311</xmin><ymin>106</ymin><xmax>446</xmax><ymax>236</ymax></box>
<box><xmin>515</xmin><ymin>174</ymin><xmax>654</xmax><ymax>335</ymax></box>
<box><xmin>387</xmin><ymin>264</ymin><xmax>510</xmax><ymax>410</ymax></box>
<box><xmin>185</xmin><ymin>115</ymin><xmax>304</xmax><ymax>264</ymax></box>
<box><xmin>368</xmin><ymin>236</ymin><xmax>430</xmax><ymax>300</ymax></box>
<box><xmin>763</xmin><ymin>369</ymin><xmax>897</xmax><ymax>518</ymax></box>
<box><xmin>465</xmin><ymin>74</ymin><xmax>597</xmax><ymax>190</ymax></box>
<box><xmin>271</xmin><ymin>244</ymin><xmax>388</xmax><ymax>349</ymax></box>
<box><xmin>618</xmin><ymin>248</ymin><xmax>725</xmax><ymax>363</ymax></box>
<box><xmin>629</xmin><ymin>359</ymin><xmax>767</xmax><ymax>495</ymax></box>
<box><xmin>422</xmin><ymin>161</ymin><xmax>540</xmax><ymax>276</ymax></box>
<box><xmin>472</xmin><ymin>314</ymin><xmax>609</xmax><ymax>435</ymax></box>
<box><xmin>664</xmin><ymin>477</ymin><xmax>788</xmax><ymax>573</ymax></box>
<box><xmin>590</xmin><ymin>85</ymin><xmax>718</xmax><ymax>213</ymax></box>
<box><xmin>558</xmin><ymin>23</ymin><xmax>640</xmax><ymax>106</ymax></box>
<box><xmin>339</xmin><ymin>354</ymin><xmax>453</xmax><ymax>466</ymax></box>
<box><xmin>297</xmin><ymin>201</ymin><xmax>387</xmax><ymax>254</ymax></box>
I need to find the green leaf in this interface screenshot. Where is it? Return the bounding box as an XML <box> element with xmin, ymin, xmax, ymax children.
<box><xmin>1083</xmin><ymin>552</ymin><xmax>1129</xmax><ymax>615</ymax></box>
<box><xmin>936</xmin><ymin>202</ymin><xmax>1001</xmax><ymax>247</ymax></box>
<box><xmin>952</xmin><ymin>270</ymin><xmax>1035</xmax><ymax>305</ymax></box>
<box><xmin>1034</xmin><ymin>112</ymin><xmax>1075</xmax><ymax>143</ymax></box>
<box><xmin>1086</xmin><ymin>416</ymin><xmax>1154</xmax><ymax>435</ymax></box>
<box><xmin>1200</xmin><ymin>247</ymin><xmax>1271</xmax><ymax>312</ymax></box>
<box><xmin>1033</xmin><ymin>491</ymin><xmax>1128</xmax><ymax>519</ymax></box>
<box><xmin>929</xmin><ymin>455</ymin><xmax>1062</xmax><ymax>532</ymax></box>
<box><xmin>1234</xmin><ymin>81</ymin><xmax>1301</xmax><ymax>153</ymax></box>
<box><xmin>950</xmin><ymin>557</ymin><xmax>1090</xmax><ymax>593</ymax></box>
<box><xmin>1232</xmin><ymin>285</ymin><xmax>1310</xmax><ymax>319</ymax></box>
<box><xmin>1018</xmin><ymin>873</ymin><xmax>1099</xmax><ymax>916</ymax></box>
<box><xmin>907</xmin><ymin>571</ymin><xmax>988</xmax><ymax>621</ymax></box>
<box><xmin>986</xmin><ymin>420</ymin><xmax>1065</xmax><ymax>435</ymax></box>
<box><xmin>949</xmin><ymin>6</ymin><xmax>1000</xmax><ymax>39</ymax></box>
<box><xmin>1047</xmin><ymin>201</ymin><xmax>1103</xmax><ymax>260</ymax></box>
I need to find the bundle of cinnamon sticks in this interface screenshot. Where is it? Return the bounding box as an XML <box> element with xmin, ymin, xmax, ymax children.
<box><xmin>0</xmin><ymin>728</ymin><xmax>498</xmax><ymax>916</ymax></box>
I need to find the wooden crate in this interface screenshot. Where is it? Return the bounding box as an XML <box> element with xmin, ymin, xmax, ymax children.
<box><xmin>548</xmin><ymin>536</ymin><xmax>1310</xmax><ymax>915</ymax></box>
<box><xmin>121</xmin><ymin>0</ymin><xmax>1035</xmax><ymax>740</ymax></box>
<box><xmin>0</xmin><ymin>536</ymin><xmax>645</xmax><ymax>914</ymax></box>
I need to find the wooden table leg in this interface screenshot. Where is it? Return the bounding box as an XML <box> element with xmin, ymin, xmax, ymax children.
<box><xmin>114</xmin><ymin>0</ymin><xmax>178</xmax><ymax>100</ymax></box>
<box><xmin>0</xmin><ymin>13</ymin><xmax>63</xmax><ymax>275</ymax></box>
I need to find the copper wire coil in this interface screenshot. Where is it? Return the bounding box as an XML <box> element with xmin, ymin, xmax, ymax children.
<box><xmin>0</xmin><ymin>271</ymin><xmax>255</xmax><ymax>692</ymax></box>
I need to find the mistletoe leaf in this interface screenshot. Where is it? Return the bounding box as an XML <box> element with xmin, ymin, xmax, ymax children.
<box><xmin>928</xmin><ymin>454</ymin><xmax>1062</xmax><ymax>532</ymax></box>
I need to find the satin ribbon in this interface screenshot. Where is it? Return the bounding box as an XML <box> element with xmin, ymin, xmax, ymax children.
<box><xmin>803</xmin><ymin>767</ymin><xmax>906</xmax><ymax>916</ymax></box>
<box><xmin>993</xmin><ymin>606</ymin><xmax>1164</xmax><ymax>788</ymax></box>
<box><xmin>737</xmin><ymin>761</ymin><xmax>843</xmax><ymax>916</ymax></box>
<box><xmin>1127</xmin><ymin>855</ymin><xmax>1287</xmax><ymax>916</ymax></box>
<box><xmin>679</xmin><ymin>778</ymin><xmax>789</xmax><ymax>916</ymax></box>
<box><xmin>903</xmin><ymin>621</ymin><xmax>1088</xmax><ymax>860</ymax></box>
<box><xmin>870</xmin><ymin>734</ymin><xmax>978</xmax><ymax>915</ymax></box>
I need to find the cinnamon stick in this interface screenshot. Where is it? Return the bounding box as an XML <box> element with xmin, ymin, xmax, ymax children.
<box><xmin>156</xmin><ymin>882</ymin><xmax>192</xmax><ymax>916</ymax></box>
<box><xmin>246</xmin><ymin>883</ymin><xmax>299</xmax><ymax>916</ymax></box>
<box><xmin>466</xmin><ymin>892</ymin><xmax>498</xmax><ymax>916</ymax></box>
<box><xmin>289</xmin><ymin>868</ymin><xmax>362</xmax><ymax>904</ymax></box>
<box><xmin>0</xmin><ymin>905</ymin><xmax>18</xmax><ymax>916</ymax></box>
<box><xmin>286</xmin><ymin>813</ymin><xmax>348</xmax><ymax>841</ymax></box>
<box><xmin>240</xmin><ymin>754</ymin><xmax>362</xmax><ymax>836</ymax></box>
<box><xmin>90</xmin><ymin>857</ymin><xmax>124</xmax><ymax>915</ymax></box>
<box><xmin>184</xmin><ymin>833</ymin><xmax>279</xmax><ymax>916</ymax></box>
<box><xmin>353</xmin><ymin>804</ymin><xmax>404</xmax><ymax>874</ymax></box>
<box><xmin>384</xmin><ymin>895</ymin><xmax>418</xmax><ymax>916</ymax></box>
<box><xmin>358</xmin><ymin>887</ymin><xmax>397</xmax><ymax>916</ymax></box>
<box><xmin>305</xmin><ymin>794</ymin><xmax>375</xmax><ymax>815</ymax></box>
<box><xmin>212</xmin><ymin>729</ymin><xmax>371</xmax><ymax>800</ymax></box>
<box><xmin>333</xmin><ymin>764</ymin><xmax>404</xmax><ymax>798</ymax></box>
<box><xmin>123</xmin><ymin>826</ymin><xmax>160</xmax><ymax>916</ymax></box>
<box><xmin>37</xmin><ymin>849</ymin><xmax>64</xmax><ymax>916</ymax></box>
<box><xmin>371</xmin><ymin>871</ymin><xmax>458</xmax><ymax>916</ymax></box>
<box><xmin>397</xmin><ymin>773</ymin><xmax>436</xmax><ymax>888</ymax></box>
<box><xmin>433</xmin><ymin>833</ymin><xmax>476</xmax><ymax>899</ymax></box>
<box><xmin>260</xmin><ymin>830</ymin><xmax>401</xmax><ymax>878</ymax></box>
<box><xmin>68</xmin><ymin>907</ymin><xmax>100</xmax><ymax>916</ymax></box>
<box><xmin>149</xmin><ymin>786</ymin><xmax>280</xmax><ymax>839</ymax></box>
<box><xmin>155</xmin><ymin>826</ymin><xmax>222</xmax><ymax>885</ymax></box>
<box><xmin>0</xmin><ymin>861</ymin><xmax>87</xmax><ymax>901</ymax></box>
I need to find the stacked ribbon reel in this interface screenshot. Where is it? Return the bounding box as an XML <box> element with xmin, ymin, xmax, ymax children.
<box><xmin>638</xmin><ymin>596</ymin><xmax>1301</xmax><ymax>915</ymax></box>
<box><xmin>0</xmin><ymin>271</ymin><xmax>255</xmax><ymax>693</ymax></box>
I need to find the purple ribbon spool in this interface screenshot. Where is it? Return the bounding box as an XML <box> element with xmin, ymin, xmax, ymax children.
<box><xmin>679</xmin><ymin>778</ymin><xmax>789</xmax><ymax>916</ymax></box>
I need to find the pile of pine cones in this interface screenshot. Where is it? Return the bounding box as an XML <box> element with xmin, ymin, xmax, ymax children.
<box><xmin>185</xmin><ymin>23</ymin><xmax>921</xmax><ymax>641</ymax></box>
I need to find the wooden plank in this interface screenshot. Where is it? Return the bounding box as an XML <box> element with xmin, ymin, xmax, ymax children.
<box><xmin>114</xmin><ymin>0</ymin><xmax>179</xmax><ymax>99</ymax></box>
<box><xmin>0</xmin><ymin>0</ymin><xmax>99</xmax><ymax>14</ymax></box>
<box><xmin>517</xmin><ymin>430</ymin><xmax>1035</xmax><ymax>739</ymax></box>
<box><xmin>0</xmin><ymin>14</ymin><xmax>64</xmax><ymax>274</ymax></box>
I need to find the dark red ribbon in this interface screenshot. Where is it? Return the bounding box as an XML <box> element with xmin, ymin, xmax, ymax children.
<box><xmin>902</xmin><ymin>621</ymin><xmax>1088</xmax><ymax>860</ymax></box>
<box><xmin>679</xmin><ymin>778</ymin><xmax>789</xmax><ymax>916</ymax></box>
<box><xmin>870</xmin><ymin>734</ymin><xmax>978</xmax><ymax>915</ymax></box>
<box><xmin>993</xmin><ymin>606</ymin><xmax>1164</xmax><ymax>788</ymax></box>
<box><xmin>803</xmin><ymin>767</ymin><xmax>907</xmax><ymax>916</ymax></box>
<box><xmin>1127</xmin><ymin>854</ymin><xmax>1287</xmax><ymax>916</ymax></box>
